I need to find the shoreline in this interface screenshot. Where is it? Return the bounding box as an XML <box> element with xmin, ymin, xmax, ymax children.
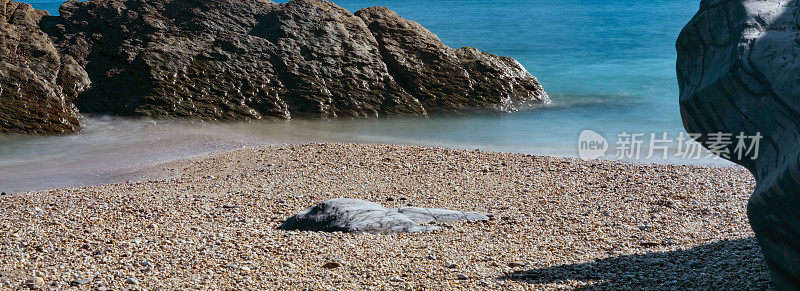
<box><xmin>0</xmin><ymin>143</ymin><xmax>771</xmax><ymax>289</ymax></box>
<box><xmin>0</xmin><ymin>133</ymin><xmax>739</xmax><ymax>195</ymax></box>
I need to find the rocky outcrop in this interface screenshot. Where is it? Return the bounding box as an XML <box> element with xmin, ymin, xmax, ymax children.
<box><xmin>677</xmin><ymin>0</ymin><xmax>800</xmax><ymax>288</ymax></box>
<box><xmin>356</xmin><ymin>7</ymin><xmax>546</xmax><ymax>113</ymax></box>
<box><xmin>0</xmin><ymin>1</ymin><xmax>90</xmax><ymax>134</ymax></box>
<box><xmin>0</xmin><ymin>0</ymin><xmax>547</xmax><ymax>133</ymax></box>
<box><xmin>280</xmin><ymin>198</ymin><xmax>489</xmax><ymax>234</ymax></box>
<box><xmin>44</xmin><ymin>0</ymin><xmax>547</xmax><ymax>121</ymax></box>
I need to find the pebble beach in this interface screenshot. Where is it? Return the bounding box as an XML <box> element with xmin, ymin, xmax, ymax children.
<box><xmin>0</xmin><ymin>143</ymin><xmax>772</xmax><ymax>290</ymax></box>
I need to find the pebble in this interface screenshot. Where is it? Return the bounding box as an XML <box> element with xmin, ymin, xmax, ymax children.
<box><xmin>125</xmin><ymin>277</ymin><xmax>139</xmax><ymax>285</ymax></box>
<box><xmin>69</xmin><ymin>278</ymin><xmax>92</xmax><ymax>286</ymax></box>
<box><xmin>508</xmin><ymin>261</ymin><xmax>526</xmax><ymax>268</ymax></box>
<box><xmin>24</xmin><ymin>277</ymin><xmax>44</xmax><ymax>288</ymax></box>
<box><xmin>0</xmin><ymin>143</ymin><xmax>767</xmax><ymax>289</ymax></box>
<box><xmin>457</xmin><ymin>273</ymin><xmax>469</xmax><ymax>280</ymax></box>
<box><xmin>321</xmin><ymin>261</ymin><xmax>342</xmax><ymax>269</ymax></box>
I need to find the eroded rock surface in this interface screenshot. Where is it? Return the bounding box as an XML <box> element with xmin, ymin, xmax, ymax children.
<box><xmin>356</xmin><ymin>7</ymin><xmax>548</xmax><ymax>113</ymax></box>
<box><xmin>0</xmin><ymin>1</ymin><xmax>89</xmax><ymax>134</ymax></box>
<box><xmin>677</xmin><ymin>0</ymin><xmax>800</xmax><ymax>288</ymax></box>
<box><xmin>280</xmin><ymin>198</ymin><xmax>489</xmax><ymax>234</ymax></box>
<box><xmin>46</xmin><ymin>0</ymin><xmax>548</xmax><ymax>120</ymax></box>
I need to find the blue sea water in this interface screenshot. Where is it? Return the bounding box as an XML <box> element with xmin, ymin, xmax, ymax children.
<box><xmin>2</xmin><ymin>0</ymin><xmax>721</xmax><ymax>193</ymax></box>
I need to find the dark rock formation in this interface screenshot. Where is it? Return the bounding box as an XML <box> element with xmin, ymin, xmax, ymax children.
<box><xmin>280</xmin><ymin>198</ymin><xmax>489</xmax><ymax>234</ymax></box>
<box><xmin>677</xmin><ymin>0</ymin><xmax>800</xmax><ymax>288</ymax></box>
<box><xmin>0</xmin><ymin>0</ymin><xmax>547</xmax><ymax>133</ymax></box>
<box><xmin>356</xmin><ymin>7</ymin><xmax>546</xmax><ymax>113</ymax></box>
<box><xmin>0</xmin><ymin>1</ymin><xmax>90</xmax><ymax>134</ymax></box>
<box><xmin>46</xmin><ymin>0</ymin><xmax>548</xmax><ymax>120</ymax></box>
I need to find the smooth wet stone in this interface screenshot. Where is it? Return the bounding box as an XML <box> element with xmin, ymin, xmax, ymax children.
<box><xmin>279</xmin><ymin>198</ymin><xmax>489</xmax><ymax>234</ymax></box>
<box><xmin>677</xmin><ymin>0</ymin><xmax>800</xmax><ymax>288</ymax></box>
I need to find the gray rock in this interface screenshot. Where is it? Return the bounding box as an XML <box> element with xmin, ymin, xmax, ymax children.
<box><xmin>279</xmin><ymin>198</ymin><xmax>489</xmax><ymax>234</ymax></box>
<box><xmin>0</xmin><ymin>1</ymin><xmax>90</xmax><ymax>134</ymax></box>
<box><xmin>45</xmin><ymin>0</ymin><xmax>547</xmax><ymax>122</ymax></box>
<box><xmin>398</xmin><ymin>206</ymin><xmax>488</xmax><ymax>224</ymax></box>
<box><xmin>677</xmin><ymin>0</ymin><xmax>800</xmax><ymax>288</ymax></box>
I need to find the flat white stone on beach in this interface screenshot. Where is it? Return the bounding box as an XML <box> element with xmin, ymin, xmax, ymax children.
<box><xmin>279</xmin><ymin>198</ymin><xmax>489</xmax><ymax>234</ymax></box>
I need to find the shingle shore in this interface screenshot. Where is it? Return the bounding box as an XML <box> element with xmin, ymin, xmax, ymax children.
<box><xmin>0</xmin><ymin>143</ymin><xmax>771</xmax><ymax>289</ymax></box>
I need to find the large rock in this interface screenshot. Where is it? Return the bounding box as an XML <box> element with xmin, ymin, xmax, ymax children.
<box><xmin>0</xmin><ymin>1</ymin><xmax>90</xmax><ymax>134</ymax></box>
<box><xmin>46</xmin><ymin>0</ymin><xmax>548</xmax><ymax>120</ymax></box>
<box><xmin>677</xmin><ymin>0</ymin><xmax>800</xmax><ymax>288</ymax></box>
<box><xmin>356</xmin><ymin>7</ymin><xmax>548</xmax><ymax>113</ymax></box>
<box><xmin>280</xmin><ymin>198</ymin><xmax>489</xmax><ymax>234</ymax></box>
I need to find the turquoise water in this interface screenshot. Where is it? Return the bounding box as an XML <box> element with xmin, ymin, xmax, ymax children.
<box><xmin>2</xmin><ymin>1</ymin><xmax>722</xmax><ymax>193</ymax></box>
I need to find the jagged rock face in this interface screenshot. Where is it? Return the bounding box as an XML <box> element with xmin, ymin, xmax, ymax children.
<box><xmin>47</xmin><ymin>0</ymin><xmax>548</xmax><ymax>120</ymax></box>
<box><xmin>677</xmin><ymin>0</ymin><xmax>800</xmax><ymax>288</ymax></box>
<box><xmin>356</xmin><ymin>7</ymin><xmax>548</xmax><ymax>113</ymax></box>
<box><xmin>0</xmin><ymin>1</ymin><xmax>90</xmax><ymax>134</ymax></box>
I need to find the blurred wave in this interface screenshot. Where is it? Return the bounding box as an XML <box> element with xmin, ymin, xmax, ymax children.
<box><xmin>1</xmin><ymin>0</ymin><xmax>728</xmax><ymax>194</ymax></box>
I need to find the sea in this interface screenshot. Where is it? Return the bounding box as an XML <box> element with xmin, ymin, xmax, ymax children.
<box><xmin>1</xmin><ymin>0</ymin><xmax>729</xmax><ymax>193</ymax></box>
